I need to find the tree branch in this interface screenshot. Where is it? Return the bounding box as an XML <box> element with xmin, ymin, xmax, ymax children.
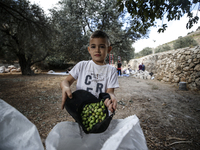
<box><xmin>31</xmin><ymin>52</ymin><xmax>49</xmax><ymax>66</ymax></box>
<box><xmin>0</xmin><ymin>1</ymin><xmax>51</xmax><ymax>37</ymax></box>
<box><xmin>0</xmin><ymin>2</ymin><xmax>37</xmax><ymax>24</ymax></box>
<box><xmin>84</xmin><ymin>16</ymin><xmax>93</xmax><ymax>32</ymax></box>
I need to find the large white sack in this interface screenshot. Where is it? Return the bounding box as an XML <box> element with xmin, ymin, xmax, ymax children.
<box><xmin>46</xmin><ymin>115</ymin><xmax>148</xmax><ymax>150</ymax></box>
<box><xmin>0</xmin><ymin>99</ymin><xmax>44</xmax><ymax>150</ymax></box>
<box><xmin>0</xmin><ymin>99</ymin><xmax>148</xmax><ymax>150</ymax></box>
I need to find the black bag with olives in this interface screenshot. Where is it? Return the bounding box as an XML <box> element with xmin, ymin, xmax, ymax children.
<box><xmin>64</xmin><ymin>90</ymin><xmax>114</xmax><ymax>134</ymax></box>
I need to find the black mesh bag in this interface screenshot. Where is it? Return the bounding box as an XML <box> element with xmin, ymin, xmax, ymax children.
<box><xmin>64</xmin><ymin>90</ymin><xmax>114</xmax><ymax>134</ymax></box>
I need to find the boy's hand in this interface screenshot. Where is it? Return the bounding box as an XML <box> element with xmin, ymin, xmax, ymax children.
<box><xmin>61</xmin><ymin>86</ymin><xmax>72</xmax><ymax>110</ymax></box>
<box><xmin>104</xmin><ymin>94</ymin><xmax>117</xmax><ymax>113</ymax></box>
<box><xmin>60</xmin><ymin>75</ymin><xmax>75</xmax><ymax>110</ymax></box>
<box><xmin>105</xmin><ymin>88</ymin><xmax>117</xmax><ymax>113</ymax></box>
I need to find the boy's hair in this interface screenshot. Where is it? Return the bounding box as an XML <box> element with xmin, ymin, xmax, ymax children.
<box><xmin>90</xmin><ymin>30</ymin><xmax>111</xmax><ymax>45</ymax></box>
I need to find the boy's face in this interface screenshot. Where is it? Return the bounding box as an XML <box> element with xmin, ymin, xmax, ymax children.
<box><xmin>88</xmin><ymin>38</ymin><xmax>112</xmax><ymax>65</ymax></box>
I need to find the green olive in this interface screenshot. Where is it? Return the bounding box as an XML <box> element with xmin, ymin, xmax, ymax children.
<box><xmin>81</xmin><ymin>100</ymin><xmax>108</xmax><ymax>131</ymax></box>
<box><xmin>98</xmin><ymin>108</ymin><xmax>102</xmax><ymax>112</ymax></box>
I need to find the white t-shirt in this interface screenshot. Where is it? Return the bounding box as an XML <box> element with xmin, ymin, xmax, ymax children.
<box><xmin>69</xmin><ymin>60</ymin><xmax>119</xmax><ymax>98</ymax></box>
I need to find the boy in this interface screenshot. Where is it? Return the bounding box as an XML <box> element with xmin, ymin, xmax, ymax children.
<box><xmin>60</xmin><ymin>30</ymin><xmax>119</xmax><ymax>113</ymax></box>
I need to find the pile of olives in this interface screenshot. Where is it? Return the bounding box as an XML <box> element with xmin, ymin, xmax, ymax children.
<box><xmin>81</xmin><ymin>100</ymin><xmax>107</xmax><ymax>131</ymax></box>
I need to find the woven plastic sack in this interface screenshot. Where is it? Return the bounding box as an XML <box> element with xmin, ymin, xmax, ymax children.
<box><xmin>0</xmin><ymin>99</ymin><xmax>44</xmax><ymax>150</ymax></box>
<box><xmin>64</xmin><ymin>90</ymin><xmax>114</xmax><ymax>134</ymax></box>
<box><xmin>45</xmin><ymin>115</ymin><xmax>148</xmax><ymax>150</ymax></box>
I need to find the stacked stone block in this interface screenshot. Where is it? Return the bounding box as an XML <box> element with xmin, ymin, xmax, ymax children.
<box><xmin>128</xmin><ymin>46</ymin><xmax>200</xmax><ymax>90</ymax></box>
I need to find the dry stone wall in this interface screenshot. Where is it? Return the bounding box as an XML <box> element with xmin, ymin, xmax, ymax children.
<box><xmin>128</xmin><ymin>46</ymin><xmax>200</xmax><ymax>90</ymax></box>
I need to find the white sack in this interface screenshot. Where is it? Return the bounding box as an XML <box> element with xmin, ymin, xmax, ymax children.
<box><xmin>0</xmin><ymin>66</ymin><xmax>5</xmax><ymax>73</ymax></box>
<box><xmin>46</xmin><ymin>115</ymin><xmax>148</xmax><ymax>150</ymax></box>
<box><xmin>0</xmin><ymin>99</ymin><xmax>44</xmax><ymax>150</ymax></box>
<box><xmin>0</xmin><ymin>99</ymin><xmax>148</xmax><ymax>150</ymax></box>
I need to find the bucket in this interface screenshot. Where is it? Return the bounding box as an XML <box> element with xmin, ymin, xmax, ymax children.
<box><xmin>179</xmin><ymin>82</ymin><xmax>187</xmax><ymax>90</ymax></box>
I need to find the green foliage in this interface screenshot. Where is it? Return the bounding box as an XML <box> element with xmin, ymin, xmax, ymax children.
<box><xmin>49</xmin><ymin>0</ymin><xmax>147</xmax><ymax>64</ymax></box>
<box><xmin>117</xmin><ymin>0</ymin><xmax>200</xmax><ymax>33</ymax></box>
<box><xmin>1</xmin><ymin>0</ymin><xmax>153</xmax><ymax>72</ymax></box>
<box><xmin>187</xmin><ymin>31</ymin><xmax>194</xmax><ymax>35</ymax></box>
<box><xmin>196</xmin><ymin>26</ymin><xmax>200</xmax><ymax>31</ymax></box>
<box><xmin>155</xmin><ymin>45</ymin><xmax>171</xmax><ymax>53</ymax></box>
<box><xmin>134</xmin><ymin>53</ymin><xmax>141</xmax><ymax>59</ymax></box>
<box><xmin>173</xmin><ymin>36</ymin><xmax>198</xmax><ymax>49</ymax></box>
<box><xmin>48</xmin><ymin>0</ymin><xmax>92</xmax><ymax>64</ymax></box>
<box><xmin>0</xmin><ymin>0</ymin><xmax>55</xmax><ymax>75</ymax></box>
<box><xmin>134</xmin><ymin>47</ymin><xmax>152</xmax><ymax>58</ymax></box>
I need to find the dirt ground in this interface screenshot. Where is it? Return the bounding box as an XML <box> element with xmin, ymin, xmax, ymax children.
<box><xmin>0</xmin><ymin>72</ymin><xmax>200</xmax><ymax>150</ymax></box>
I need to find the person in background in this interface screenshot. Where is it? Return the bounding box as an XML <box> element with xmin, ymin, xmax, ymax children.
<box><xmin>117</xmin><ymin>60</ymin><xmax>122</xmax><ymax>76</ymax></box>
<box><xmin>126</xmin><ymin>68</ymin><xmax>130</xmax><ymax>75</ymax></box>
<box><xmin>142</xmin><ymin>63</ymin><xmax>145</xmax><ymax>71</ymax></box>
<box><xmin>139</xmin><ymin>63</ymin><xmax>142</xmax><ymax>70</ymax></box>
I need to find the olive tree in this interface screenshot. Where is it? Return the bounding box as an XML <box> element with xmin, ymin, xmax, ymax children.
<box><xmin>0</xmin><ymin>0</ymin><xmax>55</xmax><ymax>75</ymax></box>
<box><xmin>49</xmin><ymin>0</ymin><xmax>147</xmax><ymax>64</ymax></box>
<box><xmin>117</xmin><ymin>0</ymin><xmax>200</xmax><ymax>33</ymax></box>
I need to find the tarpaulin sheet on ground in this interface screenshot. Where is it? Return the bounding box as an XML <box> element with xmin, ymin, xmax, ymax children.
<box><xmin>47</xmin><ymin>70</ymin><xmax>69</xmax><ymax>75</ymax></box>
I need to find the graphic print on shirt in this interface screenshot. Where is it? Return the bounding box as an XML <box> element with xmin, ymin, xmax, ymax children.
<box><xmin>84</xmin><ymin>71</ymin><xmax>105</xmax><ymax>97</ymax></box>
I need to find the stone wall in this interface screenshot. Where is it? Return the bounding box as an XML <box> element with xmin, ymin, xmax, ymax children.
<box><xmin>128</xmin><ymin>46</ymin><xmax>200</xmax><ymax>90</ymax></box>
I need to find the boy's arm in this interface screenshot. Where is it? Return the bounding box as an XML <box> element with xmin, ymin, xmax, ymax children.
<box><xmin>105</xmin><ymin>88</ymin><xmax>117</xmax><ymax>113</ymax></box>
<box><xmin>60</xmin><ymin>74</ymin><xmax>75</xmax><ymax>110</ymax></box>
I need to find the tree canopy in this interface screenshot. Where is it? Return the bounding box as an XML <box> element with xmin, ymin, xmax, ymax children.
<box><xmin>48</xmin><ymin>0</ymin><xmax>141</xmax><ymax>65</ymax></box>
<box><xmin>0</xmin><ymin>0</ymin><xmax>55</xmax><ymax>75</ymax></box>
<box><xmin>4</xmin><ymin>0</ymin><xmax>191</xmax><ymax>74</ymax></box>
<box><xmin>134</xmin><ymin>47</ymin><xmax>153</xmax><ymax>58</ymax></box>
<box><xmin>1</xmin><ymin>0</ymin><xmax>144</xmax><ymax>74</ymax></box>
<box><xmin>155</xmin><ymin>44</ymin><xmax>171</xmax><ymax>53</ymax></box>
<box><xmin>117</xmin><ymin>0</ymin><xmax>200</xmax><ymax>33</ymax></box>
<box><xmin>173</xmin><ymin>36</ymin><xmax>198</xmax><ymax>49</ymax></box>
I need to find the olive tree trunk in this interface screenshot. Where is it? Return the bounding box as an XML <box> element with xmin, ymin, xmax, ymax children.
<box><xmin>17</xmin><ymin>53</ymin><xmax>34</xmax><ymax>75</ymax></box>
